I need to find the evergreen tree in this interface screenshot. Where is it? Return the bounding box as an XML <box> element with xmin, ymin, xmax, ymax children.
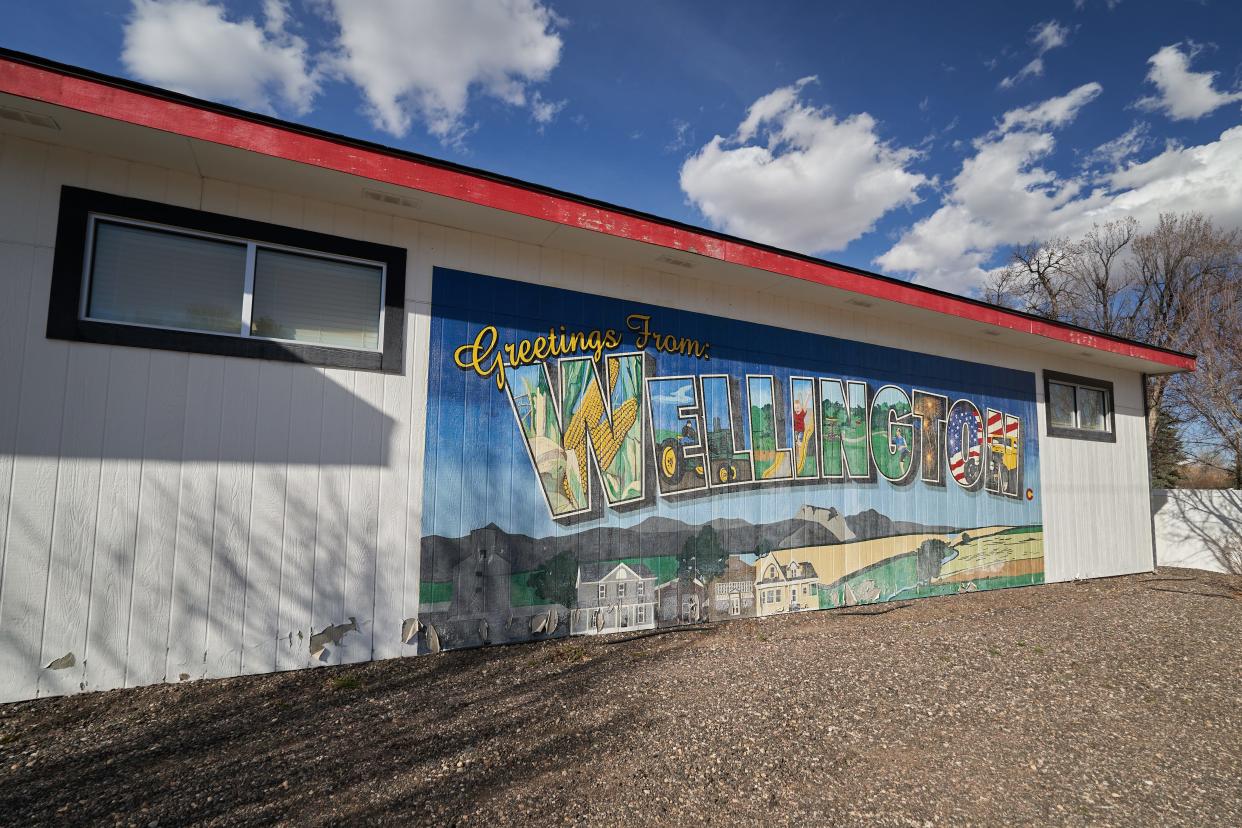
<box><xmin>1149</xmin><ymin>406</ymin><xmax>1186</xmax><ymax>489</ymax></box>
<box><xmin>678</xmin><ymin>525</ymin><xmax>729</xmax><ymax>581</ymax></box>
<box><xmin>532</xmin><ymin>550</ymin><xmax>578</xmax><ymax>608</ymax></box>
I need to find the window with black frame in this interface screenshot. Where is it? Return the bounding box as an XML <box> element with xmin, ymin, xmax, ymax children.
<box><xmin>1044</xmin><ymin>370</ymin><xmax>1116</xmax><ymax>442</ymax></box>
<box><xmin>49</xmin><ymin>187</ymin><xmax>406</xmax><ymax>372</ymax></box>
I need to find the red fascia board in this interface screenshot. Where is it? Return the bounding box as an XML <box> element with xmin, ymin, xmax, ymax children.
<box><xmin>0</xmin><ymin>55</ymin><xmax>1196</xmax><ymax>372</ymax></box>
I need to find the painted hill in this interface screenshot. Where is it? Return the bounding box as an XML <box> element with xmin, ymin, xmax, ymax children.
<box><xmin>422</xmin><ymin>505</ymin><xmax>962</xmax><ymax>577</ymax></box>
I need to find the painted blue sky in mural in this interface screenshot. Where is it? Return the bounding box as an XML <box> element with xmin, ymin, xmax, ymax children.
<box><xmin>4</xmin><ymin>2</ymin><xmax>1240</xmax><ymax>298</ymax></box>
<box><xmin>424</xmin><ymin>269</ymin><xmax>1041</xmax><ymax>542</ymax></box>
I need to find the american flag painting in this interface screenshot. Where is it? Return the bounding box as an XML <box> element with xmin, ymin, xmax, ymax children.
<box><xmin>947</xmin><ymin>400</ymin><xmax>984</xmax><ymax>486</ymax></box>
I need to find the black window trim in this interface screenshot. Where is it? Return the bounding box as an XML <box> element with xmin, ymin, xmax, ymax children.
<box><xmin>49</xmin><ymin>186</ymin><xmax>406</xmax><ymax>373</ymax></box>
<box><xmin>1043</xmin><ymin>369</ymin><xmax>1116</xmax><ymax>443</ymax></box>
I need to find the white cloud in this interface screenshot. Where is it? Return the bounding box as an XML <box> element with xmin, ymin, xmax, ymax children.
<box><xmin>121</xmin><ymin>0</ymin><xmax>318</xmax><ymax>114</ymax></box>
<box><xmin>652</xmin><ymin>384</ymin><xmax>695</xmax><ymax>405</ymax></box>
<box><xmin>1000</xmin><ymin>58</ymin><xmax>1045</xmax><ymax>89</ymax></box>
<box><xmin>679</xmin><ymin>77</ymin><xmax>930</xmax><ymax>254</ymax></box>
<box><xmin>665</xmin><ymin>119</ymin><xmax>692</xmax><ymax>153</ymax></box>
<box><xmin>1107</xmin><ymin>127</ymin><xmax>1242</xmax><ymax>223</ymax></box>
<box><xmin>1081</xmin><ymin>122</ymin><xmax>1150</xmax><ymax>168</ymax></box>
<box><xmin>1000</xmin><ymin>20</ymin><xmax>1070</xmax><ymax>89</ymax></box>
<box><xmin>1031</xmin><ymin>20</ymin><xmax>1069</xmax><ymax>54</ymax></box>
<box><xmin>321</xmin><ymin>0</ymin><xmax>564</xmax><ymax>141</ymax></box>
<box><xmin>998</xmin><ymin>81</ymin><xmax>1102</xmax><ymax>131</ymax></box>
<box><xmin>529</xmin><ymin>91</ymin><xmax>566</xmax><ymax>127</ymax></box>
<box><xmin>877</xmin><ymin>82</ymin><xmax>1242</xmax><ymax>295</ymax></box>
<box><xmin>1136</xmin><ymin>42</ymin><xmax>1242</xmax><ymax>121</ymax></box>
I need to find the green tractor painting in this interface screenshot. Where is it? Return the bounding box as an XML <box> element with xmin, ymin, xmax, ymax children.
<box><xmin>657</xmin><ymin>421</ymin><xmax>746</xmax><ymax>487</ymax></box>
<box><xmin>649</xmin><ymin>379</ymin><xmax>751</xmax><ymax>491</ymax></box>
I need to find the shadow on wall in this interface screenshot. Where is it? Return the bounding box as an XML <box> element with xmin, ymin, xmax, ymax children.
<box><xmin>7</xmin><ymin>359</ymin><xmax>395</xmax><ymax>463</ymax></box>
<box><xmin>3</xmin><ymin>455</ymin><xmax>389</xmax><ymax>699</ymax></box>
<box><xmin>1</xmin><ymin>359</ymin><xmax>399</xmax><ymax>701</ymax></box>
<box><xmin>1152</xmin><ymin>489</ymin><xmax>1242</xmax><ymax>575</ymax></box>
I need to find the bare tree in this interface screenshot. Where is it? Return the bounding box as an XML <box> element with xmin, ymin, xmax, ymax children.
<box><xmin>1128</xmin><ymin>213</ymin><xmax>1240</xmax><ymax>447</ymax></box>
<box><xmin>1164</xmin><ymin>251</ymin><xmax>1242</xmax><ymax>485</ymax></box>
<box><xmin>984</xmin><ymin>238</ymin><xmax>1076</xmax><ymax>319</ymax></box>
<box><xmin>1066</xmin><ymin>217</ymin><xmax>1138</xmax><ymax>335</ymax></box>
<box><xmin>980</xmin><ymin>262</ymin><xmax>1023</xmax><ymax>308</ymax></box>
<box><xmin>984</xmin><ymin>212</ymin><xmax>1242</xmax><ymax>486</ymax></box>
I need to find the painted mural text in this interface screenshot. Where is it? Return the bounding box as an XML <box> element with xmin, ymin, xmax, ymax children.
<box><xmin>625</xmin><ymin>314</ymin><xmax>711</xmax><ymax>359</ymax></box>
<box><xmin>453</xmin><ymin>314</ymin><xmax>710</xmax><ymax>391</ymax></box>
<box><xmin>498</xmin><ymin>352</ymin><xmax>1024</xmax><ymax>518</ymax></box>
<box><xmin>453</xmin><ymin>324</ymin><xmax>629</xmax><ymax>390</ymax></box>
<box><xmin>420</xmin><ymin>269</ymin><xmax>1044</xmax><ymax>656</ymax></box>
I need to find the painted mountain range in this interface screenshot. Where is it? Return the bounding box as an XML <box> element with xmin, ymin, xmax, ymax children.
<box><xmin>420</xmin><ymin>506</ymin><xmax>957</xmax><ymax>583</ymax></box>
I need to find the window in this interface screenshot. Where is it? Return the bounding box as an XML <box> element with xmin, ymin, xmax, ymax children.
<box><xmin>636</xmin><ymin>582</ymin><xmax>645</xmax><ymax>598</ymax></box>
<box><xmin>1044</xmin><ymin>370</ymin><xmax>1116</xmax><ymax>442</ymax></box>
<box><xmin>597</xmin><ymin>584</ymin><xmax>606</xmax><ymax>601</ymax></box>
<box><xmin>636</xmin><ymin>606</ymin><xmax>645</xmax><ymax>624</ymax></box>
<box><xmin>49</xmin><ymin>186</ymin><xmax>405</xmax><ymax>372</ymax></box>
<box><xmin>617</xmin><ymin>582</ymin><xmax>627</xmax><ymax>598</ymax></box>
<box><xmin>251</xmin><ymin>248</ymin><xmax>383</xmax><ymax>350</ymax></box>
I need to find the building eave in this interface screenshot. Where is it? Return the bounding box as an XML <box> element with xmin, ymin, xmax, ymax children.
<box><xmin>0</xmin><ymin>48</ymin><xmax>1196</xmax><ymax>373</ymax></box>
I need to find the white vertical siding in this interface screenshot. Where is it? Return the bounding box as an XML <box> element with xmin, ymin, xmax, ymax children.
<box><xmin>1153</xmin><ymin>489</ymin><xmax>1241</xmax><ymax>574</ymax></box>
<box><xmin>0</xmin><ymin>135</ymin><xmax>1160</xmax><ymax>703</ymax></box>
<box><xmin>1038</xmin><ymin>370</ymin><xmax>1155</xmax><ymax>582</ymax></box>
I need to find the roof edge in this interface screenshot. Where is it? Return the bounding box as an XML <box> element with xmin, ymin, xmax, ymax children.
<box><xmin>0</xmin><ymin>47</ymin><xmax>1195</xmax><ymax>372</ymax></box>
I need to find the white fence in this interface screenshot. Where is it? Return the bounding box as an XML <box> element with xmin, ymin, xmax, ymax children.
<box><xmin>1151</xmin><ymin>489</ymin><xmax>1242</xmax><ymax>575</ymax></box>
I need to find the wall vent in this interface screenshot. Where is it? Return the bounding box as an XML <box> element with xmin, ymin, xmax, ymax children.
<box><xmin>846</xmin><ymin>298</ymin><xmax>874</xmax><ymax>308</ymax></box>
<box><xmin>982</xmin><ymin>330</ymin><xmax>1002</xmax><ymax>337</ymax></box>
<box><xmin>0</xmin><ymin>105</ymin><xmax>60</xmax><ymax>130</ymax></box>
<box><xmin>654</xmin><ymin>254</ymin><xmax>693</xmax><ymax>270</ymax></box>
<box><xmin>362</xmin><ymin>188</ymin><xmax>419</xmax><ymax>210</ymax></box>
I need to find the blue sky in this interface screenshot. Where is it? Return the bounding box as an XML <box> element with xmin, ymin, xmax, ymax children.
<box><xmin>4</xmin><ymin>1</ymin><xmax>1242</xmax><ymax>295</ymax></box>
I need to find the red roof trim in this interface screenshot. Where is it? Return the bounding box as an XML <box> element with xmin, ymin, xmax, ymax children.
<box><xmin>0</xmin><ymin>54</ymin><xmax>1195</xmax><ymax>371</ymax></box>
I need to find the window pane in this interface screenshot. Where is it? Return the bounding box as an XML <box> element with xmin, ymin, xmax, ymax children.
<box><xmin>1078</xmin><ymin>386</ymin><xmax>1108</xmax><ymax>431</ymax></box>
<box><xmin>1048</xmin><ymin>382</ymin><xmax>1076</xmax><ymax>428</ymax></box>
<box><xmin>88</xmin><ymin>221</ymin><xmax>246</xmax><ymax>334</ymax></box>
<box><xmin>251</xmin><ymin>249</ymin><xmax>382</xmax><ymax>350</ymax></box>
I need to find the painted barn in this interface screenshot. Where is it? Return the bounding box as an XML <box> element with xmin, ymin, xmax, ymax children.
<box><xmin>0</xmin><ymin>50</ymin><xmax>1194</xmax><ymax>702</ymax></box>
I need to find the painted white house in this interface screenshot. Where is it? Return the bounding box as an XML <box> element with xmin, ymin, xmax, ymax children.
<box><xmin>0</xmin><ymin>49</ymin><xmax>1194</xmax><ymax>703</ymax></box>
<box><xmin>571</xmin><ymin>562</ymin><xmax>657</xmax><ymax>635</ymax></box>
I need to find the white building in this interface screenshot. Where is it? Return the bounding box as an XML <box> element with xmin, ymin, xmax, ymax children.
<box><xmin>571</xmin><ymin>563</ymin><xmax>657</xmax><ymax>635</ymax></box>
<box><xmin>0</xmin><ymin>49</ymin><xmax>1194</xmax><ymax>702</ymax></box>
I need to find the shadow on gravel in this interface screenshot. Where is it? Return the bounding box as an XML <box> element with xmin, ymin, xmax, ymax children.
<box><xmin>601</xmin><ymin>625</ymin><xmax>713</xmax><ymax>645</ymax></box>
<box><xmin>1142</xmin><ymin>569</ymin><xmax>1241</xmax><ymax>600</ymax></box>
<box><xmin>830</xmin><ymin>603</ymin><xmax>912</xmax><ymax>617</ymax></box>
<box><xmin>0</xmin><ymin>632</ymin><xmax>697</xmax><ymax>824</ymax></box>
<box><xmin>1146</xmin><ymin>586</ymin><xmax>1238</xmax><ymax>601</ymax></box>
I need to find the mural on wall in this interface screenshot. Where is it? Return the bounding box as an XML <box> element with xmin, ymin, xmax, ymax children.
<box><xmin>416</xmin><ymin>268</ymin><xmax>1044</xmax><ymax>652</ymax></box>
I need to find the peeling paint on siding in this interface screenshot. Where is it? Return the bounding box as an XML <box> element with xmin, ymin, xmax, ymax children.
<box><xmin>44</xmin><ymin>653</ymin><xmax>75</xmax><ymax>670</ymax></box>
<box><xmin>308</xmin><ymin>617</ymin><xmax>358</xmax><ymax>661</ymax></box>
<box><xmin>400</xmin><ymin>618</ymin><xmax>420</xmax><ymax>645</ymax></box>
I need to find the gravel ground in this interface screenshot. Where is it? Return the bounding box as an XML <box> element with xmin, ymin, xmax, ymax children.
<box><xmin>2</xmin><ymin>567</ymin><xmax>1240</xmax><ymax>827</ymax></box>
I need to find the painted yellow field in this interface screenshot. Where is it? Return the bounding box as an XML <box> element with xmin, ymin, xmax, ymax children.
<box><xmin>768</xmin><ymin>525</ymin><xmax>1013</xmax><ymax>585</ymax></box>
<box><xmin>936</xmin><ymin>529</ymin><xmax>1044</xmax><ymax>581</ymax></box>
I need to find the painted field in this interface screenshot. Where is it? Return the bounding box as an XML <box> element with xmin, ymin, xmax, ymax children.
<box><xmin>938</xmin><ymin>526</ymin><xmax>1045</xmax><ymax>582</ymax></box>
<box><xmin>766</xmin><ymin>525</ymin><xmax>1012</xmax><ymax>588</ymax></box>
